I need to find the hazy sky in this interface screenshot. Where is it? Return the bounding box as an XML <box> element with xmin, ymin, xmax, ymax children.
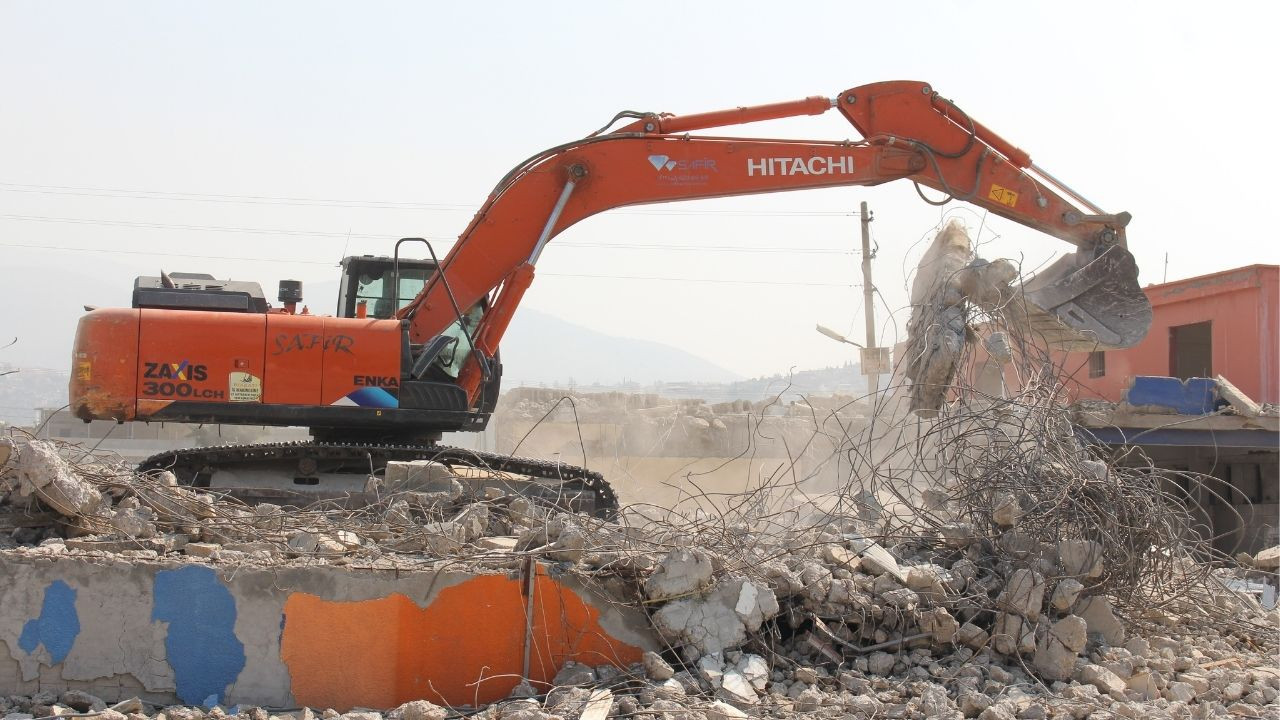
<box><xmin>2</xmin><ymin>1</ymin><xmax>1277</xmax><ymax>378</ymax></box>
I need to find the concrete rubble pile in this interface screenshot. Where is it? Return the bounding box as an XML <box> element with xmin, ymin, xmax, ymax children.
<box><xmin>3</xmin><ymin>433</ymin><xmax>1279</xmax><ymax>720</ymax></box>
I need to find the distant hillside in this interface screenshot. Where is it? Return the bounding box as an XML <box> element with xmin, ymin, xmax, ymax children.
<box><xmin>301</xmin><ymin>283</ymin><xmax>740</xmax><ymax>386</ymax></box>
<box><xmin>502</xmin><ymin>309</ymin><xmax>742</xmax><ymax>386</ymax></box>
<box><xmin>0</xmin><ymin>364</ymin><xmax>69</xmax><ymax>426</ymax></box>
<box><xmin>573</xmin><ymin>363</ymin><xmax>870</xmax><ymax>404</ymax></box>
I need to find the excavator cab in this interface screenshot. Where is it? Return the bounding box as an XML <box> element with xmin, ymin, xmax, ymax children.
<box><xmin>337</xmin><ymin>255</ymin><xmax>437</xmax><ymax>319</ymax></box>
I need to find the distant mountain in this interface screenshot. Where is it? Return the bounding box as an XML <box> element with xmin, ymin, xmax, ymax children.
<box><xmin>501</xmin><ymin>309</ymin><xmax>742</xmax><ymax>386</ymax></box>
<box><xmin>303</xmin><ymin>282</ymin><xmax>741</xmax><ymax>385</ymax></box>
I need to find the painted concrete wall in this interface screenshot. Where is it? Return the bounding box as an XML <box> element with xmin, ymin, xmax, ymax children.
<box><xmin>1065</xmin><ymin>265</ymin><xmax>1279</xmax><ymax>404</ymax></box>
<box><xmin>0</xmin><ymin>553</ymin><xmax>652</xmax><ymax>710</ymax></box>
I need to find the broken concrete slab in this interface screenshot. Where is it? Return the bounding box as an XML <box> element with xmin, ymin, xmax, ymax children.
<box><xmin>651</xmin><ymin>577</ymin><xmax>776</xmax><ymax>656</ymax></box>
<box><xmin>12</xmin><ymin>441</ymin><xmax>103</xmax><ymax>518</ymax></box>
<box><xmin>577</xmin><ymin>689</ymin><xmax>612</xmax><ymax>720</ymax></box>
<box><xmin>644</xmin><ymin>548</ymin><xmax>713</xmax><ymax>601</ymax></box>
<box><xmin>991</xmin><ymin>612</ymin><xmax>1036</xmax><ymax>656</ymax></box>
<box><xmin>1078</xmin><ymin>663</ymin><xmax>1127</xmax><ymax>695</ymax></box>
<box><xmin>956</xmin><ymin>622</ymin><xmax>989</xmax><ymax>650</ymax></box>
<box><xmin>1050</xmin><ymin>579</ymin><xmax>1084</xmax><ymax>611</ymax></box>
<box><xmin>821</xmin><ymin>544</ymin><xmax>861</xmax><ymax>573</ymax></box>
<box><xmin>734</xmin><ymin>654</ymin><xmax>768</xmax><ymax>691</ymax></box>
<box><xmin>1254</xmin><ymin>545</ymin><xmax>1280</xmax><ymax>570</ymax></box>
<box><xmin>703</xmin><ymin>701</ymin><xmax>746</xmax><ymax>720</ymax></box>
<box><xmin>846</xmin><ymin>534</ymin><xmax>905</xmax><ymax>582</ymax></box>
<box><xmin>996</xmin><ymin>569</ymin><xmax>1045</xmax><ymax>620</ymax></box>
<box><xmin>1032</xmin><ymin>615</ymin><xmax>1087</xmax><ymax>681</ymax></box>
<box><xmin>1058</xmin><ymin>539</ymin><xmax>1103</xmax><ymax>579</ymax></box>
<box><xmin>992</xmin><ymin>494</ymin><xmax>1021</xmax><ymax>528</ymax></box>
<box><xmin>389</xmin><ymin>701</ymin><xmax>446</xmax><ymax>720</ymax></box>
<box><xmin>642</xmin><ymin>651</ymin><xmax>674</xmax><ymax>681</ymax></box>
<box><xmin>716</xmin><ymin>669</ymin><xmax>756</xmax><ymax>705</ymax></box>
<box><xmin>1214</xmin><ymin>375</ymin><xmax>1262</xmax><ymax>418</ymax></box>
<box><xmin>183</xmin><ymin>542</ymin><xmax>220</xmax><ymax>559</ymax></box>
<box><xmin>1077</xmin><ymin>596</ymin><xmax>1126</xmax><ymax>646</ymax></box>
<box><xmin>382</xmin><ymin>461</ymin><xmax>460</xmax><ymax>495</ymax></box>
<box><xmin>919</xmin><ymin>606</ymin><xmax>959</xmax><ymax>644</ymax></box>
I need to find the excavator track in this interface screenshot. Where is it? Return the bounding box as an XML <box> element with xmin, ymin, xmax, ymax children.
<box><xmin>137</xmin><ymin>442</ymin><xmax>619</xmax><ymax>519</ymax></box>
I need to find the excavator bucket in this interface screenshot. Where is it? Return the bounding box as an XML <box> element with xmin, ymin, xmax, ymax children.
<box><xmin>1017</xmin><ymin>245</ymin><xmax>1152</xmax><ymax>351</ymax></box>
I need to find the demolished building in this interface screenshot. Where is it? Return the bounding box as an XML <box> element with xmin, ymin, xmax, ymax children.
<box><xmin>2</xmin><ymin>225</ymin><xmax>1277</xmax><ymax>720</ymax></box>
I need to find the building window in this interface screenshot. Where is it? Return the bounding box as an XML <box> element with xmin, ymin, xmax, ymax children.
<box><xmin>1088</xmin><ymin>351</ymin><xmax>1106</xmax><ymax>378</ymax></box>
<box><xmin>1170</xmin><ymin>321</ymin><xmax>1212</xmax><ymax>379</ymax></box>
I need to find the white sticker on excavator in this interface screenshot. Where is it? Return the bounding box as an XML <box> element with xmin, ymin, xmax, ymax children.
<box><xmin>228</xmin><ymin>372</ymin><xmax>262</xmax><ymax>402</ymax></box>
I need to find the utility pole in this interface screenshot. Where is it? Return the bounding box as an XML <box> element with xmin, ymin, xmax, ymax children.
<box><xmin>859</xmin><ymin>201</ymin><xmax>879</xmax><ymax>395</ymax></box>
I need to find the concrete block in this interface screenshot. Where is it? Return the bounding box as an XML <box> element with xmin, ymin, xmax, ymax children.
<box><xmin>997</xmin><ymin>569</ymin><xmax>1045</xmax><ymax>620</ymax></box>
<box><xmin>1033</xmin><ymin>615</ymin><xmax>1087</xmax><ymax>681</ymax></box>
<box><xmin>1058</xmin><ymin>539</ymin><xmax>1103</xmax><ymax>579</ymax></box>
<box><xmin>0</xmin><ymin>552</ymin><xmax>655</xmax><ymax>711</ymax></box>
<box><xmin>1050</xmin><ymin>579</ymin><xmax>1085</xmax><ymax>611</ymax></box>
<box><xmin>704</xmin><ymin>701</ymin><xmax>747</xmax><ymax>720</ymax></box>
<box><xmin>847</xmin><ymin>535</ymin><xmax>905</xmax><ymax>582</ymax></box>
<box><xmin>1077</xmin><ymin>596</ymin><xmax>1126</xmax><ymax>646</ymax></box>
<box><xmin>644</xmin><ymin>548</ymin><xmax>713</xmax><ymax>601</ymax></box>
<box><xmin>1254</xmin><ymin>545</ymin><xmax>1280</xmax><ymax>570</ymax></box>
<box><xmin>184</xmin><ymin>543</ymin><xmax>220</xmax><ymax>559</ymax></box>
<box><xmin>13</xmin><ymin>441</ymin><xmax>103</xmax><ymax>518</ymax></box>
<box><xmin>642</xmin><ymin>651</ymin><xmax>674</xmax><ymax>681</ymax></box>
<box><xmin>1215</xmin><ymin>374</ymin><xmax>1262</xmax><ymax>417</ymax></box>
<box><xmin>476</xmin><ymin>536</ymin><xmax>518</xmax><ymax>552</ymax></box>
<box><xmin>1078</xmin><ymin>663</ymin><xmax>1127</xmax><ymax>694</ymax></box>
<box><xmin>382</xmin><ymin>461</ymin><xmax>457</xmax><ymax>494</ymax></box>
<box><xmin>578</xmin><ymin>689</ymin><xmax>612</xmax><ymax>720</ymax></box>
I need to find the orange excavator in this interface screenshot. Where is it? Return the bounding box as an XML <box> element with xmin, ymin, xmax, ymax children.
<box><xmin>69</xmin><ymin>81</ymin><xmax>1151</xmax><ymax>515</ymax></box>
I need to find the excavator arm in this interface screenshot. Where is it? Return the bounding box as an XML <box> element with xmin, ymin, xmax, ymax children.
<box><xmin>400</xmin><ymin>80</ymin><xmax>1151</xmax><ymax>405</ymax></box>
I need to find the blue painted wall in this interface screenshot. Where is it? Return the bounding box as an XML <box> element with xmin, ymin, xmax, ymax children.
<box><xmin>1126</xmin><ymin>376</ymin><xmax>1222</xmax><ymax>415</ymax></box>
<box><xmin>153</xmin><ymin>566</ymin><xmax>246</xmax><ymax>706</ymax></box>
<box><xmin>18</xmin><ymin>580</ymin><xmax>80</xmax><ymax>664</ymax></box>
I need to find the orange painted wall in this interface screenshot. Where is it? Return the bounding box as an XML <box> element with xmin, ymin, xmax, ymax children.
<box><xmin>279</xmin><ymin>571</ymin><xmax>643</xmax><ymax>710</ymax></box>
<box><xmin>1063</xmin><ymin>265</ymin><xmax>1278</xmax><ymax>404</ymax></box>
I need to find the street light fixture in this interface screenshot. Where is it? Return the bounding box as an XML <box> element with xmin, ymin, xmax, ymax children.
<box><xmin>815</xmin><ymin>324</ymin><xmax>864</xmax><ymax>348</ymax></box>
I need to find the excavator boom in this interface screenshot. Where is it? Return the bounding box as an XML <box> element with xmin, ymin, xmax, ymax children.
<box><xmin>402</xmin><ymin>81</ymin><xmax>1151</xmax><ymax>403</ymax></box>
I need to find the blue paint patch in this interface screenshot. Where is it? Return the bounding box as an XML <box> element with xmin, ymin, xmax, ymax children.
<box><xmin>18</xmin><ymin>580</ymin><xmax>80</xmax><ymax>664</ymax></box>
<box><xmin>346</xmin><ymin>387</ymin><xmax>398</xmax><ymax>408</ymax></box>
<box><xmin>1125</xmin><ymin>376</ymin><xmax>1222</xmax><ymax>415</ymax></box>
<box><xmin>153</xmin><ymin>566</ymin><xmax>246</xmax><ymax>706</ymax></box>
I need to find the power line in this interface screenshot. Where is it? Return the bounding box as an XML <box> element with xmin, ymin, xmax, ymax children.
<box><xmin>540</xmin><ymin>272</ymin><xmax>857</xmax><ymax>288</ymax></box>
<box><xmin>0</xmin><ymin>183</ymin><xmax>470</xmax><ymax>211</ymax></box>
<box><xmin>1</xmin><ymin>243</ymin><xmax>858</xmax><ymax>287</ymax></box>
<box><xmin>0</xmin><ymin>215</ymin><xmax>857</xmax><ymax>254</ymax></box>
<box><xmin>546</xmin><ymin>241</ymin><xmax>854</xmax><ymax>255</ymax></box>
<box><xmin>0</xmin><ymin>242</ymin><xmax>337</xmax><ymax>265</ymax></box>
<box><xmin>0</xmin><ymin>181</ymin><xmax>854</xmax><ymax>217</ymax></box>
<box><xmin>0</xmin><ymin>213</ymin><xmax>430</xmax><ymax>240</ymax></box>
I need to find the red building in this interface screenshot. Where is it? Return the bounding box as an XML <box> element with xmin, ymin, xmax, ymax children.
<box><xmin>1055</xmin><ymin>264</ymin><xmax>1279</xmax><ymax>558</ymax></box>
<box><xmin>1070</xmin><ymin>264</ymin><xmax>1278</xmax><ymax>404</ymax></box>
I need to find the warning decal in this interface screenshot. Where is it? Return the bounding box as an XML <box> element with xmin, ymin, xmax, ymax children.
<box><xmin>988</xmin><ymin>183</ymin><xmax>1019</xmax><ymax>208</ymax></box>
<box><xmin>228</xmin><ymin>372</ymin><xmax>263</xmax><ymax>403</ymax></box>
